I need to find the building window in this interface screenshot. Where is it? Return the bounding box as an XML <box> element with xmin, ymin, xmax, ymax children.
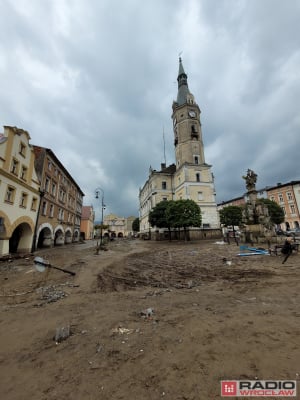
<box><xmin>51</xmin><ymin>182</ymin><xmax>57</xmax><ymax>196</ymax></box>
<box><xmin>290</xmin><ymin>204</ymin><xmax>296</xmax><ymax>214</ymax></box>
<box><xmin>163</xmin><ymin>197</ymin><xmax>167</xmax><ymax>201</ymax></box>
<box><xmin>11</xmin><ymin>158</ymin><xmax>19</xmax><ymax>175</ymax></box>
<box><xmin>49</xmin><ymin>204</ymin><xmax>54</xmax><ymax>217</ymax></box>
<box><xmin>287</xmin><ymin>192</ymin><xmax>293</xmax><ymax>201</ymax></box>
<box><xmin>5</xmin><ymin>186</ymin><xmax>15</xmax><ymax>203</ymax></box>
<box><xmin>196</xmin><ymin>173</ymin><xmax>200</xmax><ymax>182</ymax></box>
<box><xmin>42</xmin><ymin>201</ymin><xmax>47</xmax><ymax>216</ymax></box>
<box><xmin>278</xmin><ymin>193</ymin><xmax>284</xmax><ymax>203</ymax></box>
<box><xmin>19</xmin><ymin>142</ymin><xmax>26</xmax><ymax>157</ymax></box>
<box><xmin>281</xmin><ymin>206</ymin><xmax>286</xmax><ymax>216</ymax></box>
<box><xmin>20</xmin><ymin>192</ymin><xmax>28</xmax><ymax>208</ymax></box>
<box><xmin>194</xmin><ymin>156</ymin><xmax>199</xmax><ymax>164</ymax></box>
<box><xmin>20</xmin><ymin>165</ymin><xmax>27</xmax><ymax>181</ymax></box>
<box><xmin>191</xmin><ymin>125</ymin><xmax>198</xmax><ymax>139</ymax></box>
<box><xmin>47</xmin><ymin>160</ymin><xmax>52</xmax><ymax>171</ymax></box>
<box><xmin>31</xmin><ymin>197</ymin><xmax>38</xmax><ymax>211</ymax></box>
<box><xmin>162</xmin><ymin>181</ymin><xmax>167</xmax><ymax>190</ymax></box>
<box><xmin>45</xmin><ymin>176</ymin><xmax>50</xmax><ymax>192</ymax></box>
<box><xmin>198</xmin><ymin>191</ymin><xmax>203</xmax><ymax>201</ymax></box>
<box><xmin>270</xmin><ymin>196</ymin><xmax>275</xmax><ymax>201</ymax></box>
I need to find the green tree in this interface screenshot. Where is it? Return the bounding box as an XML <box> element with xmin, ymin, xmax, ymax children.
<box><xmin>149</xmin><ymin>200</ymin><xmax>174</xmax><ymax>238</ymax></box>
<box><xmin>219</xmin><ymin>206</ymin><xmax>243</xmax><ymax>230</ymax></box>
<box><xmin>165</xmin><ymin>199</ymin><xmax>202</xmax><ymax>241</ymax></box>
<box><xmin>132</xmin><ymin>217</ymin><xmax>140</xmax><ymax>232</ymax></box>
<box><xmin>257</xmin><ymin>198</ymin><xmax>285</xmax><ymax>225</ymax></box>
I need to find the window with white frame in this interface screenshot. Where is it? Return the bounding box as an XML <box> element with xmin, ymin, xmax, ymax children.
<box><xmin>20</xmin><ymin>165</ymin><xmax>27</xmax><ymax>181</ymax></box>
<box><xmin>290</xmin><ymin>204</ymin><xmax>296</xmax><ymax>214</ymax></box>
<box><xmin>19</xmin><ymin>142</ymin><xmax>26</xmax><ymax>157</ymax></box>
<box><xmin>42</xmin><ymin>201</ymin><xmax>47</xmax><ymax>215</ymax></box>
<box><xmin>45</xmin><ymin>176</ymin><xmax>50</xmax><ymax>192</ymax></box>
<box><xmin>5</xmin><ymin>186</ymin><xmax>15</xmax><ymax>203</ymax></box>
<box><xmin>198</xmin><ymin>191</ymin><xmax>203</xmax><ymax>201</ymax></box>
<box><xmin>20</xmin><ymin>192</ymin><xmax>28</xmax><ymax>208</ymax></box>
<box><xmin>31</xmin><ymin>197</ymin><xmax>38</xmax><ymax>211</ymax></box>
<box><xmin>51</xmin><ymin>182</ymin><xmax>57</xmax><ymax>196</ymax></box>
<box><xmin>278</xmin><ymin>193</ymin><xmax>284</xmax><ymax>203</ymax></box>
<box><xmin>11</xmin><ymin>158</ymin><xmax>19</xmax><ymax>175</ymax></box>
<box><xmin>287</xmin><ymin>192</ymin><xmax>293</xmax><ymax>201</ymax></box>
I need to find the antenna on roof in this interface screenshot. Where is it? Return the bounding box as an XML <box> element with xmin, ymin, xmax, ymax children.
<box><xmin>163</xmin><ymin>126</ymin><xmax>166</xmax><ymax>166</ymax></box>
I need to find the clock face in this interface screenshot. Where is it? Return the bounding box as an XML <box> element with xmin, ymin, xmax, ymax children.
<box><xmin>189</xmin><ymin>111</ymin><xmax>196</xmax><ymax>118</ymax></box>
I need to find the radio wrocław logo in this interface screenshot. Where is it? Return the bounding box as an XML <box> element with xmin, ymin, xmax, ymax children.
<box><xmin>221</xmin><ymin>380</ymin><xmax>297</xmax><ymax>397</ymax></box>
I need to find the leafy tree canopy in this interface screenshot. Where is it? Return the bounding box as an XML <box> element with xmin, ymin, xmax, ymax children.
<box><xmin>165</xmin><ymin>199</ymin><xmax>202</xmax><ymax>229</ymax></box>
<box><xmin>132</xmin><ymin>217</ymin><xmax>140</xmax><ymax>232</ymax></box>
<box><xmin>149</xmin><ymin>200</ymin><xmax>174</xmax><ymax>228</ymax></box>
<box><xmin>219</xmin><ymin>206</ymin><xmax>243</xmax><ymax>228</ymax></box>
<box><xmin>257</xmin><ymin>198</ymin><xmax>285</xmax><ymax>225</ymax></box>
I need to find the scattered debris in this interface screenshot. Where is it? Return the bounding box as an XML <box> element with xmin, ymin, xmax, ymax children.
<box><xmin>112</xmin><ymin>327</ymin><xmax>134</xmax><ymax>335</ymax></box>
<box><xmin>140</xmin><ymin>307</ymin><xmax>154</xmax><ymax>318</ymax></box>
<box><xmin>54</xmin><ymin>325</ymin><xmax>71</xmax><ymax>343</ymax></box>
<box><xmin>238</xmin><ymin>246</ymin><xmax>270</xmax><ymax>256</ymax></box>
<box><xmin>36</xmin><ymin>285</ymin><xmax>67</xmax><ymax>303</ymax></box>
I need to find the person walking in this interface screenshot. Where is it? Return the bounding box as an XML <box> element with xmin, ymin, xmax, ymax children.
<box><xmin>281</xmin><ymin>237</ymin><xmax>293</xmax><ymax>264</ymax></box>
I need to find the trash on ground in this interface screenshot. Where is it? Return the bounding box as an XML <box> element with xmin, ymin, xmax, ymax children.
<box><xmin>237</xmin><ymin>245</ymin><xmax>270</xmax><ymax>256</ymax></box>
<box><xmin>54</xmin><ymin>325</ymin><xmax>71</xmax><ymax>343</ymax></box>
<box><xmin>140</xmin><ymin>307</ymin><xmax>154</xmax><ymax>318</ymax></box>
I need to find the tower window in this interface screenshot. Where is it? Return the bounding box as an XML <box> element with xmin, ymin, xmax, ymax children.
<box><xmin>198</xmin><ymin>191</ymin><xmax>203</xmax><ymax>200</ymax></box>
<box><xmin>196</xmin><ymin>173</ymin><xmax>200</xmax><ymax>182</ymax></box>
<box><xmin>162</xmin><ymin>181</ymin><xmax>167</xmax><ymax>190</ymax></box>
<box><xmin>191</xmin><ymin>125</ymin><xmax>198</xmax><ymax>139</ymax></box>
<box><xmin>194</xmin><ymin>156</ymin><xmax>199</xmax><ymax>164</ymax></box>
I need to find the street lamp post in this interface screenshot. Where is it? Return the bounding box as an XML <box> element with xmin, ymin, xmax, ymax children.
<box><xmin>95</xmin><ymin>187</ymin><xmax>105</xmax><ymax>246</ymax></box>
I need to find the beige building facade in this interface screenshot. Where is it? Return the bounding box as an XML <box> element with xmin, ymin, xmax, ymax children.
<box><xmin>103</xmin><ymin>213</ymin><xmax>136</xmax><ymax>238</ymax></box>
<box><xmin>266</xmin><ymin>181</ymin><xmax>300</xmax><ymax>230</ymax></box>
<box><xmin>139</xmin><ymin>58</ymin><xmax>219</xmax><ymax>233</ymax></box>
<box><xmin>33</xmin><ymin>146</ymin><xmax>84</xmax><ymax>249</ymax></box>
<box><xmin>80</xmin><ymin>205</ymin><xmax>95</xmax><ymax>240</ymax></box>
<box><xmin>0</xmin><ymin>126</ymin><xmax>40</xmax><ymax>256</ymax></box>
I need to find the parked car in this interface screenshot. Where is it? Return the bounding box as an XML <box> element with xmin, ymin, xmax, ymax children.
<box><xmin>286</xmin><ymin>228</ymin><xmax>300</xmax><ymax>237</ymax></box>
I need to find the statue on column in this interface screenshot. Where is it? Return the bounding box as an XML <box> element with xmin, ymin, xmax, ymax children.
<box><xmin>242</xmin><ymin>169</ymin><xmax>257</xmax><ymax>192</ymax></box>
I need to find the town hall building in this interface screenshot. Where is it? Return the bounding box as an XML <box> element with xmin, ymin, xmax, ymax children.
<box><xmin>139</xmin><ymin>58</ymin><xmax>219</xmax><ymax>234</ymax></box>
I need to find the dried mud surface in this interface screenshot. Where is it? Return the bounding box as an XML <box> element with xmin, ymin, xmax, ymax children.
<box><xmin>0</xmin><ymin>239</ymin><xmax>299</xmax><ymax>399</ymax></box>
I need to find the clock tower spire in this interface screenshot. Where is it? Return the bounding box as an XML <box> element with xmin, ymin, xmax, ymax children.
<box><xmin>172</xmin><ymin>57</ymin><xmax>205</xmax><ymax>168</ymax></box>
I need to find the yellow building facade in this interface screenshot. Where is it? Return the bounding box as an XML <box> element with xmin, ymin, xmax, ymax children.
<box><xmin>0</xmin><ymin>126</ymin><xmax>40</xmax><ymax>255</ymax></box>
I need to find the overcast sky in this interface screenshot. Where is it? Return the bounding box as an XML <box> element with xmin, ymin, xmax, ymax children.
<box><xmin>1</xmin><ymin>0</ymin><xmax>300</xmax><ymax>220</ymax></box>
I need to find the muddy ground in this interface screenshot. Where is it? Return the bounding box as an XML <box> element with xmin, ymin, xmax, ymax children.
<box><xmin>0</xmin><ymin>238</ymin><xmax>299</xmax><ymax>399</ymax></box>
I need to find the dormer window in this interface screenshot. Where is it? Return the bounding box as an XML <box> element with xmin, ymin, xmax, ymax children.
<box><xmin>194</xmin><ymin>156</ymin><xmax>199</xmax><ymax>165</ymax></box>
